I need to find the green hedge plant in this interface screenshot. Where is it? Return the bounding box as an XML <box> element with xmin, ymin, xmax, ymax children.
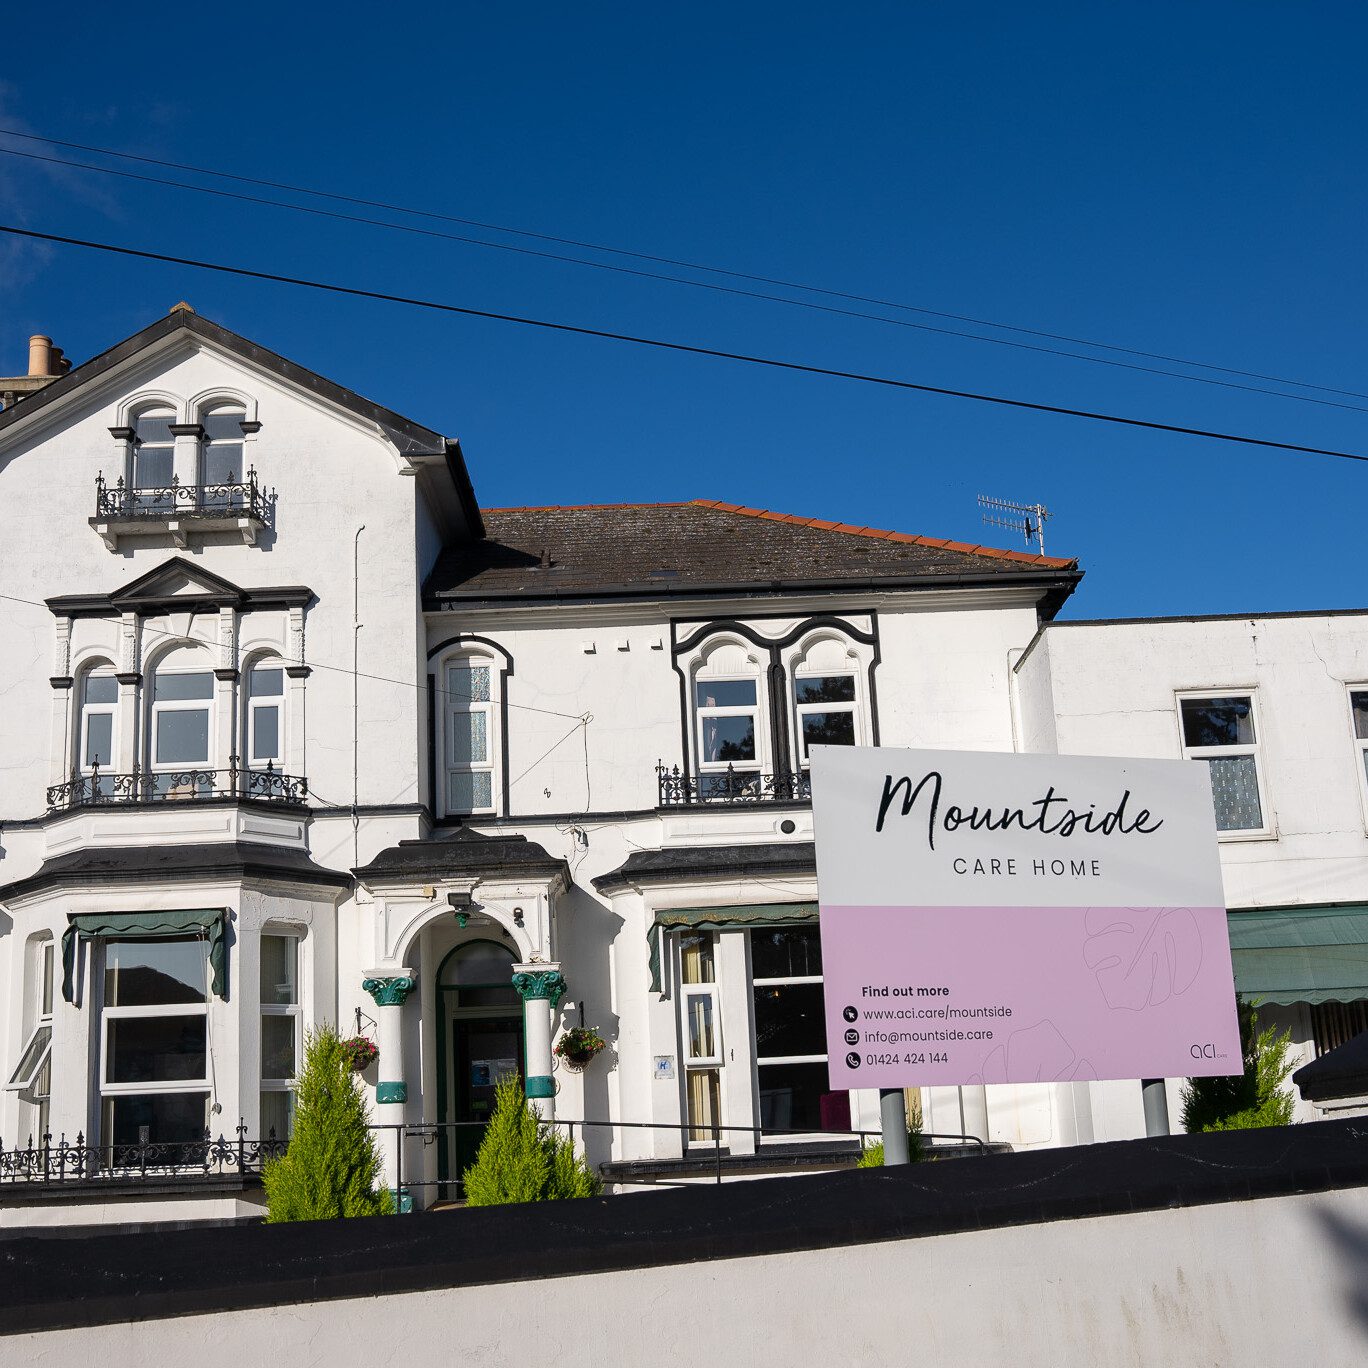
<box><xmin>262</xmin><ymin>1026</ymin><xmax>394</xmax><ymax>1221</ymax></box>
<box><xmin>1181</xmin><ymin>1001</ymin><xmax>1296</xmax><ymax>1133</ymax></box>
<box><xmin>462</xmin><ymin>1074</ymin><xmax>600</xmax><ymax>1204</ymax></box>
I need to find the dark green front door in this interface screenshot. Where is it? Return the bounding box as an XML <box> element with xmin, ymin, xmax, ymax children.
<box><xmin>450</xmin><ymin>1015</ymin><xmax>524</xmax><ymax>1186</ymax></box>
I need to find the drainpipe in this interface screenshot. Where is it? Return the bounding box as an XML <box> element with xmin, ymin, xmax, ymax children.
<box><xmin>353</xmin><ymin>525</ymin><xmax>365</xmax><ymax>869</ymax></box>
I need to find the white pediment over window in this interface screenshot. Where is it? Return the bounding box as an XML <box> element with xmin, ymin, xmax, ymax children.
<box><xmin>111</xmin><ymin>558</ymin><xmax>247</xmax><ymax>611</ymax></box>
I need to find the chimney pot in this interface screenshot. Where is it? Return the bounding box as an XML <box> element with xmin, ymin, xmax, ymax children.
<box><xmin>28</xmin><ymin>334</ymin><xmax>53</xmax><ymax>378</ymax></box>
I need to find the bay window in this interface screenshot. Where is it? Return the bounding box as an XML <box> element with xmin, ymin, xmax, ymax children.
<box><xmin>1179</xmin><ymin>694</ymin><xmax>1268</xmax><ymax>834</ymax></box>
<box><xmin>260</xmin><ymin>933</ymin><xmax>300</xmax><ymax>1140</ymax></box>
<box><xmin>100</xmin><ymin>938</ymin><xmax>210</xmax><ymax>1149</ymax></box>
<box><xmin>149</xmin><ymin>652</ymin><xmax>214</xmax><ymax>796</ymax></box>
<box><xmin>247</xmin><ymin>662</ymin><xmax>285</xmax><ymax>766</ymax></box>
<box><xmin>680</xmin><ymin>932</ymin><xmax>721</xmax><ymax>1142</ymax></box>
<box><xmin>5</xmin><ymin>938</ymin><xmax>54</xmax><ymax>1141</ymax></box>
<box><xmin>445</xmin><ymin>660</ymin><xmax>495</xmax><ymax>814</ymax></box>
<box><xmin>77</xmin><ymin>665</ymin><xmax>118</xmax><ymax>794</ymax></box>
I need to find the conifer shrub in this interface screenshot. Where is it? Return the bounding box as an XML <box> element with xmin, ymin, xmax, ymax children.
<box><xmin>262</xmin><ymin>1026</ymin><xmax>394</xmax><ymax>1221</ymax></box>
<box><xmin>462</xmin><ymin>1074</ymin><xmax>601</xmax><ymax>1205</ymax></box>
<box><xmin>857</xmin><ymin>1114</ymin><xmax>925</xmax><ymax>1167</ymax></box>
<box><xmin>1181</xmin><ymin>1001</ymin><xmax>1296</xmax><ymax>1133</ymax></box>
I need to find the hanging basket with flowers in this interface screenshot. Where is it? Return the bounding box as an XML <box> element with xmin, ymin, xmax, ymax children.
<box><xmin>554</xmin><ymin>1025</ymin><xmax>607</xmax><ymax>1071</ymax></box>
<box><xmin>340</xmin><ymin>1035</ymin><xmax>379</xmax><ymax>1073</ymax></box>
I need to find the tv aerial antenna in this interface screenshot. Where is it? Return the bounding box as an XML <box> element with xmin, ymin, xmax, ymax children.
<box><xmin>978</xmin><ymin>495</ymin><xmax>1052</xmax><ymax>556</ymax></box>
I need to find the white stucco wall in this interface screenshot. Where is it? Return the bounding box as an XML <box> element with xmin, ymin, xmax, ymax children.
<box><xmin>9</xmin><ymin>1184</ymin><xmax>1367</xmax><ymax>1365</ymax></box>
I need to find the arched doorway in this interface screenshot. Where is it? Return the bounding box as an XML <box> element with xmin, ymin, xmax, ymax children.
<box><xmin>435</xmin><ymin>939</ymin><xmax>524</xmax><ymax>1195</ymax></box>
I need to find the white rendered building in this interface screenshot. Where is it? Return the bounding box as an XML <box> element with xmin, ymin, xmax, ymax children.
<box><xmin>1</xmin><ymin>311</ymin><xmax>1363</xmax><ymax>1225</ymax></box>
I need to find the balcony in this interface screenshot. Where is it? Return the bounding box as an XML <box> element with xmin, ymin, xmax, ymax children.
<box><xmin>90</xmin><ymin>469</ymin><xmax>272</xmax><ymax>548</ymax></box>
<box><xmin>657</xmin><ymin>762</ymin><xmax>811</xmax><ymax>807</ymax></box>
<box><xmin>46</xmin><ymin>760</ymin><xmax>308</xmax><ymax>813</ymax></box>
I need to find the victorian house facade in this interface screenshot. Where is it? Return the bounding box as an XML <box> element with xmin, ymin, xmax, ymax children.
<box><xmin>1</xmin><ymin>310</ymin><xmax>1365</xmax><ymax>1225</ymax></box>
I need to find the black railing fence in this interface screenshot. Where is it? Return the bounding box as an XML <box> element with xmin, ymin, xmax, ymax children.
<box><xmin>657</xmin><ymin>762</ymin><xmax>812</xmax><ymax>806</ymax></box>
<box><xmin>94</xmin><ymin>469</ymin><xmax>272</xmax><ymax>523</ymax></box>
<box><xmin>46</xmin><ymin>757</ymin><xmax>307</xmax><ymax>812</ymax></box>
<box><xmin>371</xmin><ymin>1117</ymin><xmax>985</xmax><ymax>1198</ymax></box>
<box><xmin>0</xmin><ymin>1124</ymin><xmax>285</xmax><ymax>1187</ymax></box>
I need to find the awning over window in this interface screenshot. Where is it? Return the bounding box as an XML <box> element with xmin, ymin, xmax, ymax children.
<box><xmin>648</xmin><ymin>902</ymin><xmax>818</xmax><ymax>993</ymax></box>
<box><xmin>1227</xmin><ymin>905</ymin><xmax>1368</xmax><ymax>1007</ymax></box>
<box><xmin>61</xmin><ymin>908</ymin><xmax>230</xmax><ymax>1003</ymax></box>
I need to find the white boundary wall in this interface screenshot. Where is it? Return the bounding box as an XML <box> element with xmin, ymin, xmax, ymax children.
<box><xmin>8</xmin><ymin>1186</ymin><xmax>1368</xmax><ymax>1366</ymax></box>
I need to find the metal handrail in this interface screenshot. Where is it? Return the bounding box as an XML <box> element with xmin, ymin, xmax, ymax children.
<box><xmin>45</xmin><ymin>757</ymin><xmax>308</xmax><ymax>811</ymax></box>
<box><xmin>94</xmin><ymin>468</ymin><xmax>272</xmax><ymax>522</ymax></box>
<box><xmin>657</xmin><ymin>761</ymin><xmax>812</xmax><ymax>806</ymax></box>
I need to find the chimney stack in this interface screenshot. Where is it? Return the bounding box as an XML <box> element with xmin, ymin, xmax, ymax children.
<box><xmin>28</xmin><ymin>334</ymin><xmax>54</xmax><ymax>378</ymax></box>
<box><xmin>2</xmin><ymin>332</ymin><xmax>70</xmax><ymax>411</ymax></box>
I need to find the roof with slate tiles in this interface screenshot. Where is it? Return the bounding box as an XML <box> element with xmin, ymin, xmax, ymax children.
<box><xmin>424</xmin><ymin>499</ymin><xmax>1080</xmax><ymax>613</ymax></box>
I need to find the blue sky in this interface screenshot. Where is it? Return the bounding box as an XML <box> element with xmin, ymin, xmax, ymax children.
<box><xmin>2</xmin><ymin>4</ymin><xmax>1365</xmax><ymax>618</ymax></box>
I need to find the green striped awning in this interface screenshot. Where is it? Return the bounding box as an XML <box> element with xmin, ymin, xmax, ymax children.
<box><xmin>648</xmin><ymin>902</ymin><xmax>817</xmax><ymax>993</ymax></box>
<box><xmin>1227</xmin><ymin>905</ymin><xmax>1368</xmax><ymax>1006</ymax></box>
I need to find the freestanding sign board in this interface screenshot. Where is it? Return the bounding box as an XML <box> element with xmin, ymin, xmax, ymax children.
<box><xmin>812</xmin><ymin>746</ymin><xmax>1242</xmax><ymax>1091</ymax></box>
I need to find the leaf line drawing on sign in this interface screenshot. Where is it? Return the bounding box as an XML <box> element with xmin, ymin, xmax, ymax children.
<box><xmin>1082</xmin><ymin>906</ymin><xmax>1203</xmax><ymax>1011</ymax></box>
<box><xmin>970</xmin><ymin>1019</ymin><xmax>1097</xmax><ymax>1086</ymax></box>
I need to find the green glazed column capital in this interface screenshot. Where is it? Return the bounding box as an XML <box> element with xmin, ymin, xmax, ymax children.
<box><xmin>512</xmin><ymin>968</ymin><xmax>567</xmax><ymax>1009</ymax></box>
<box><xmin>363</xmin><ymin>974</ymin><xmax>416</xmax><ymax>1007</ymax></box>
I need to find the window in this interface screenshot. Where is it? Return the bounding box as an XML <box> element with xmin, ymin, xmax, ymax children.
<box><xmin>679</xmin><ymin>932</ymin><xmax>721</xmax><ymax>1142</ymax></box>
<box><xmin>750</xmin><ymin>926</ymin><xmax>841</xmax><ymax>1133</ymax></box>
<box><xmin>247</xmin><ymin>662</ymin><xmax>285</xmax><ymax>766</ymax></box>
<box><xmin>694</xmin><ymin>677</ymin><xmax>762</xmax><ymax>798</ymax></box>
<box><xmin>1179</xmin><ymin>694</ymin><xmax>1266</xmax><ymax>833</ymax></box>
<box><xmin>200</xmin><ymin>406</ymin><xmax>246</xmax><ymax>511</ymax></box>
<box><xmin>78</xmin><ymin>666</ymin><xmax>118</xmax><ymax>793</ymax></box>
<box><xmin>794</xmin><ymin>673</ymin><xmax>858</xmax><ymax>762</ymax></box>
<box><xmin>445</xmin><ymin>660</ymin><xmax>495</xmax><ymax>814</ymax></box>
<box><xmin>260</xmin><ymin>934</ymin><xmax>300</xmax><ymax>1141</ymax></box>
<box><xmin>1312</xmin><ymin>1000</ymin><xmax>1368</xmax><ymax>1058</ymax></box>
<box><xmin>150</xmin><ymin>651</ymin><xmax>215</xmax><ymax>796</ymax></box>
<box><xmin>100</xmin><ymin>938</ymin><xmax>210</xmax><ymax>1149</ymax></box>
<box><xmin>5</xmin><ymin>939</ymin><xmax>54</xmax><ymax>1141</ymax></box>
<box><xmin>1352</xmin><ymin>690</ymin><xmax>1368</xmax><ymax>804</ymax></box>
<box><xmin>131</xmin><ymin>410</ymin><xmax>175</xmax><ymax>515</ymax></box>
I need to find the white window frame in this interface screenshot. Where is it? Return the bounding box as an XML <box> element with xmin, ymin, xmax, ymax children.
<box><xmin>148</xmin><ymin>657</ymin><xmax>216</xmax><ymax>790</ymax></box>
<box><xmin>77</xmin><ymin>665</ymin><xmax>119</xmax><ymax>778</ymax></box>
<box><xmin>675</xmin><ymin>930</ymin><xmax>724</xmax><ymax>1146</ymax></box>
<box><xmin>443</xmin><ymin>656</ymin><xmax>498</xmax><ymax>816</ymax></box>
<box><xmin>693</xmin><ymin>673</ymin><xmax>764</xmax><ymax>778</ymax></box>
<box><xmin>792</xmin><ymin>669</ymin><xmax>860</xmax><ymax>767</ymax></box>
<box><xmin>130</xmin><ymin>407</ymin><xmax>176</xmax><ymax>505</ymax></box>
<box><xmin>1350</xmin><ymin>686</ymin><xmax>1368</xmax><ymax>832</ymax></box>
<box><xmin>246</xmin><ymin>659</ymin><xmax>286</xmax><ymax>768</ymax></box>
<box><xmin>747</xmin><ymin>926</ymin><xmax>829</xmax><ymax>1141</ymax></box>
<box><xmin>6</xmin><ymin>940</ymin><xmax>55</xmax><ymax>1146</ymax></box>
<box><xmin>98</xmin><ymin>937</ymin><xmax>211</xmax><ymax>1144</ymax></box>
<box><xmin>198</xmin><ymin>405</ymin><xmax>247</xmax><ymax>484</ymax></box>
<box><xmin>1176</xmin><ymin>689</ymin><xmax>1273</xmax><ymax>839</ymax></box>
<box><xmin>260</xmin><ymin>931</ymin><xmax>302</xmax><ymax>1141</ymax></box>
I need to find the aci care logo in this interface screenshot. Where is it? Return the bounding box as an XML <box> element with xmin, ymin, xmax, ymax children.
<box><xmin>1189</xmin><ymin>1042</ymin><xmax>1228</xmax><ymax>1060</ymax></box>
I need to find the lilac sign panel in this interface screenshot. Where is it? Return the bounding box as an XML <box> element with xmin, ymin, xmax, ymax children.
<box><xmin>811</xmin><ymin>746</ymin><xmax>1241</xmax><ymax>1090</ymax></box>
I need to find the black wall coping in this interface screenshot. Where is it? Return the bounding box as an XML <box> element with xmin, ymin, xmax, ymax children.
<box><xmin>3</xmin><ymin>1117</ymin><xmax>1366</xmax><ymax>1337</ymax></box>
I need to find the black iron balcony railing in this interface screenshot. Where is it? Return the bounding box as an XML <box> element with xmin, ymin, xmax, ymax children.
<box><xmin>94</xmin><ymin>468</ymin><xmax>271</xmax><ymax>522</ymax></box>
<box><xmin>46</xmin><ymin>758</ymin><xmax>308</xmax><ymax>812</ymax></box>
<box><xmin>0</xmin><ymin>1124</ymin><xmax>285</xmax><ymax>1187</ymax></box>
<box><xmin>657</xmin><ymin>762</ymin><xmax>812</xmax><ymax>806</ymax></box>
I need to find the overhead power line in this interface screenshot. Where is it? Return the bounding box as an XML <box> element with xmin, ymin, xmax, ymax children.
<box><xmin>2</xmin><ymin>124</ymin><xmax>1365</xmax><ymax>406</ymax></box>
<box><xmin>9</xmin><ymin>146</ymin><xmax>1366</xmax><ymax>413</ymax></box>
<box><xmin>2</xmin><ymin>222</ymin><xmax>1366</xmax><ymax>467</ymax></box>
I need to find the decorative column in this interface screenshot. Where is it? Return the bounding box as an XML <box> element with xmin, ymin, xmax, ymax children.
<box><xmin>362</xmin><ymin>972</ymin><xmax>416</xmax><ymax>1208</ymax></box>
<box><xmin>512</xmin><ymin>964</ymin><xmax>566</xmax><ymax>1120</ymax></box>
